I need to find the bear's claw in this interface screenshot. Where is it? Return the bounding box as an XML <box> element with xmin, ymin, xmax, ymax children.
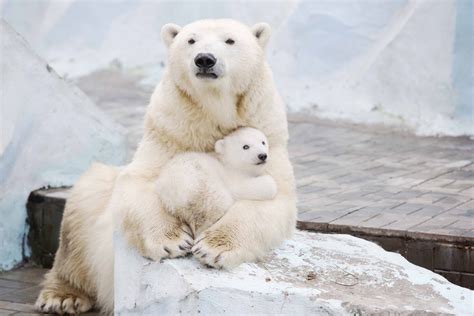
<box><xmin>147</xmin><ymin>221</ymin><xmax>194</xmax><ymax>260</ymax></box>
<box><xmin>35</xmin><ymin>291</ymin><xmax>93</xmax><ymax>314</ymax></box>
<box><xmin>181</xmin><ymin>226</ymin><xmax>194</xmax><ymax>239</ymax></box>
<box><xmin>191</xmin><ymin>238</ymin><xmax>229</xmax><ymax>269</ymax></box>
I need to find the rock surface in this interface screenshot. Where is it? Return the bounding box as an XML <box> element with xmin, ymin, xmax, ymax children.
<box><xmin>0</xmin><ymin>21</ymin><xmax>126</xmax><ymax>270</ymax></box>
<box><xmin>115</xmin><ymin>230</ymin><xmax>472</xmax><ymax>315</ymax></box>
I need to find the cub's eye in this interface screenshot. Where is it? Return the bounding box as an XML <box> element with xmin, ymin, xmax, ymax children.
<box><xmin>243</xmin><ymin>145</ymin><xmax>249</xmax><ymax>150</ymax></box>
<box><xmin>262</xmin><ymin>141</ymin><xmax>266</xmax><ymax>145</ymax></box>
<box><xmin>188</xmin><ymin>38</ymin><xmax>195</xmax><ymax>45</ymax></box>
<box><xmin>225</xmin><ymin>38</ymin><xmax>235</xmax><ymax>45</ymax></box>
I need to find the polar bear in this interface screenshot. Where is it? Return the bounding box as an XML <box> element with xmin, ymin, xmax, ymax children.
<box><xmin>156</xmin><ymin>127</ymin><xmax>277</xmax><ymax>238</ymax></box>
<box><xmin>36</xmin><ymin>19</ymin><xmax>297</xmax><ymax>314</ymax></box>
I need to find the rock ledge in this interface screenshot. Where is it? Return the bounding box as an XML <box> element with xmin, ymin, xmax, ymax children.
<box><xmin>115</xmin><ymin>231</ymin><xmax>472</xmax><ymax>315</ymax></box>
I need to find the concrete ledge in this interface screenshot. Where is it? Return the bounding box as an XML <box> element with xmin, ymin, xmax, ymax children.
<box><xmin>115</xmin><ymin>230</ymin><xmax>472</xmax><ymax>315</ymax></box>
<box><xmin>298</xmin><ymin>220</ymin><xmax>474</xmax><ymax>289</ymax></box>
<box><xmin>26</xmin><ymin>188</ymin><xmax>70</xmax><ymax>268</ymax></box>
<box><xmin>298</xmin><ymin>220</ymin><xmax>474</xmax><ymax>245</ymax></box>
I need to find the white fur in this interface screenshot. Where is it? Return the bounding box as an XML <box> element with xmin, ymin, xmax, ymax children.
<box><xmin>156</xmin><ymin>127</ymin><xmax>277</xmax><ymax>235</ymax></box>
<box><xmin>37</xmin><ymin>19</ymin><xmax>297</xmax><ymax>313</ymax></box>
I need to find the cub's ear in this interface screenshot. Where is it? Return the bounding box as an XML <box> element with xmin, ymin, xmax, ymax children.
<box><xmin>215</xmin><ymin>139</ymin><xmax>225</xmax><ymax>154</ymax></box>
<box><xmin>251</xmin><ymin>23</ymin><xmax>271</xmax><ymax>48</ymax></box>
<box><xmin>161</xmin><ymin>23</ymin><xmax>181</xmax><ymax>48</ymax></box>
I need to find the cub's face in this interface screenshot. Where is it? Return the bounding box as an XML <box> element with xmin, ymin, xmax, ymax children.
<box><xmin>161</xmin><ymin>19</ymin><xmax>271</xmax><ymax>93</ymax></box>
<box><xmin>215</xmin><ymin>127</ymin><xmax>269</xmax><ymax>176</ymax></box>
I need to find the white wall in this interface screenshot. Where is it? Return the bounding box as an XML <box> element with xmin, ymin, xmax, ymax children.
<box><xmin>1</xmin><ymin>0</ymin><xmax>472</xmax><ymax>136</ymax></box>
<box><xmin>0</xmin><ymin>21</ymin><xmax>126</xmax><ymax>270</ymax></box>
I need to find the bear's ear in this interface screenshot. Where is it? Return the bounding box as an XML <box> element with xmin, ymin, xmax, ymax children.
<box><xmin>251</xmin><ymin>23</ymin><xmax>271</xmax><ymax>49</ymax></box>
<box><xmin>215</xmin><ymin>139</ymin><xmax>225</xmax><ymax>154</ymax></box>
<box><xmin>161</xmin><ymin>23</ymin><xmax>181</xmax><ymax>48</ymax></box>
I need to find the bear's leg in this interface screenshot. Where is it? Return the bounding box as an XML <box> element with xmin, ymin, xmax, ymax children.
<box><xmin>187</xmin><ymin>179</ymin><xmax>233</xmax><ymax>237</ymax></box>
<box><xmin>113</xmin><ymin>172</ymin><xmax>194</xmax><ymax>260</ymax></box>
<box><xmin>35</xmin><ymin>271</ymin><xmax>93</xmax><ymax>314</ymax></box>
<box><xmin>155</xmin><ymin>156</ymin><xmax>204</xmax><ymax>223</ymax></box>
<box><xmin>192</xmin><ymin>197</ymin><xmax>296</xmax><ymax>268</ymax></box>
<box><xmin>36</xmin><ymin>162</ymin><xmax>117</xmax><ymax>314</ymax></box>
<box><xmin>192</xmin><ymin>147</ymin><xmax>297</xmax><ymax>269</ymax></box>
<box><xmin>155</xmin><ymin>156</ymin><xmax>233</xmax><ymax>237</ymax></box>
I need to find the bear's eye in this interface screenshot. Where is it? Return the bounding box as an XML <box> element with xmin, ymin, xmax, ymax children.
<box><xmin>225</xmin><ymin>38</ymin><xmax>235</xmax><ymax>45</ymax></box>
<box><xmin>262</xmin><ymin>141</ymin><xmax>266</xmax><ymax>145</ymax></box>
<box><xmin>243</xmin><ymin>145</ymin><xmax>249</xmax><ymax>150</ymax></box>
<box><xmin>188</xmin><ymin>38</ymin><xmax>195</xmax><ymax>45</ymax></box>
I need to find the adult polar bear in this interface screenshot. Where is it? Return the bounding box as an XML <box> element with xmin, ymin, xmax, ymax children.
<box><xmin>36</xmin><ymin>19</ymin><xmax>297</xmax><ymax>314</ymax></box>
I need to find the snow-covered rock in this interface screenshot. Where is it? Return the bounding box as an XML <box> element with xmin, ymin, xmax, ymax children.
<box><xmin>1</xmin><ymin>0</ymin><xmax>472</xmax><ymax>136</ymax></box>
<box><xmin>0</xmin><ymin>21</ymin><xmax>127</xmax><ymax>270</ymax></box>
<box><xmin>115</xmin><ymin>231</ymin><xmax>473</xmax><ymax>315</ymax></box>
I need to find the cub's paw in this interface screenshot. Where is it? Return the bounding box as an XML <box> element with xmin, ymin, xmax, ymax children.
<box><xmin>259</xmin><ymin>175</ymin><xmax>278</xmax><ymax>200</ymax></box>
<box><xmin>146</xmin><ymin>222</ymin><xmax>194</xmax><ymax>261</ymax></box>
<box><xmin>35</xmin><ymin>290</ymin><xmax>93</xmax><ymax>314</ymax></box>
<box><xmin>192</xmin><ymin>227</ymin><xmax>248</xmax><ymax>269</ymax></box>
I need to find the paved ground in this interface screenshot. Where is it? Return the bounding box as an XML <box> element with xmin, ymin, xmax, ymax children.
<box><xmin>0</xmin><ymin>266</ymin><xmax>46</xmax><ymax>315</ymax></box>
<box><xmin>0</xmin><ymin>266</ymin><xmax>99</xmax><ymax>315</ymax></box>
<box><xmin>289</xmin><ymin>115</ymin><xmax>473</xmax><ymax>238</ymax></box>
<box><xmin>2</xmin><ymin>69</ymin><xmax>472</xmax><ymax>312</ymax></box>
<box><xmin>76</xmin><ymin>68</ymin><xmax>149</xmax><ymax>159</ymax></box>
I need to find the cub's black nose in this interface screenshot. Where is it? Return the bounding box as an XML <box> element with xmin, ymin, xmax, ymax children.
<box><xmin>258</xmin><ymin>153</ymin><xmax>267</xmax><ymax>161</ymax></box>
<box><xmin>194</xmin><ymin>53</ymin><xmax>217</xmax><ymax>69</ymax></box>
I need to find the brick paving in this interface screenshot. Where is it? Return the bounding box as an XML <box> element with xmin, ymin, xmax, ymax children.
<box><xmin>289</xmin><ymin>114</ymin><xmax>473</xmax><ymax>240</ymax></box>
<box><xmin>3</xmin><ymin>70</ymin><xmax>473</xmax><ymax>312</ymax></box>
<box><xmin>0</xmin><ymin>266</ymin><xmax>45</xmax><ymax>315</ymax></box>
<box><xmin>0</xmin><ymin>266</ymin><xmax>100</xmax><ymax>314</ymax></box>
<box><xmin>76</xmin><ymin>68</ymin><xmax>149</xmax><ymax>160</ymax></box>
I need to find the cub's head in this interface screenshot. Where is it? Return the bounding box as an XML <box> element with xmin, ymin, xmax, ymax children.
<box><xmin>161</xmin><ymin>19</ymin><xmax>271</xmax><ymax>93</ymax></box>
<box><xmin>215</xmin><ymin>127</ymin><xmax>269</xmax><ymax>176</ymax></box>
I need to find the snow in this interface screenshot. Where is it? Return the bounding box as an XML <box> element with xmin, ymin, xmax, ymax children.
<box><xmin>1</xmin><ymin>0</ymin><xmax>472</xmax><ymax>136</ymax></box>
<box><xmin>0</xmin><ymin>21</ymin><xmax>127</xmax><ymax>270</ymax></box>
<box><xmin>115</xmin><ymin>230</ymin><xmax>473</xmax><ymax>315</ymax></box>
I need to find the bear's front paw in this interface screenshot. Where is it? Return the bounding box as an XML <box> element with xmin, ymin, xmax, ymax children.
<box><xmin>191</xmin><ymin>227</ymin><xmax>248</xmax><ymax>269</ymax></box>
<box><xmin>145</xmin><ymin>223</ymin><xmax>194</xmax><ymax>261</ymax></box>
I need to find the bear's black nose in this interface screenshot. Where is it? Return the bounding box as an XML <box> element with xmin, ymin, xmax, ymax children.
<box><xmin>258</xmin><ymin>153</ymin><xmax>267</xmax><ymax>162</ymax></box>
<box><xmin>194</xmin><ymin>53</ymin><xmax>217</xmax><ymax>69</ymax></box>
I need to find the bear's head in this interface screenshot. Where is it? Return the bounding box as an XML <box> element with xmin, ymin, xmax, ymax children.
<box><xmin>214</xmin><ymin>127</ymin><xmax>269</xmax><ymax>176</ymax></box>
<box><xmin>161</xmin><ymin>19</ymin><xmax>271</xmax><ymax>95</ymax></box>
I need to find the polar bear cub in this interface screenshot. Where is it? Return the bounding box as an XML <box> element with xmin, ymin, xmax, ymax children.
<box><xmin>156</xmin><ymin>127</ymin><xmax>277</xmax><ymax>235</ymax></box>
